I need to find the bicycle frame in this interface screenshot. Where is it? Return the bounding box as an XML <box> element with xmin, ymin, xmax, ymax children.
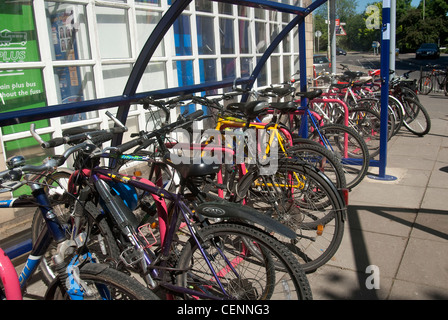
<box><xmin>71</xmin><ymin>163</ymin><xmax>245</xmax><ymax>299</ymax></box>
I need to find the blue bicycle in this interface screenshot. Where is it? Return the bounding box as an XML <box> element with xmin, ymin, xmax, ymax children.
<box><xmin>0</xmin><ymin>119</ymin><xmax>158</xmax><ymax>300</ymax></box>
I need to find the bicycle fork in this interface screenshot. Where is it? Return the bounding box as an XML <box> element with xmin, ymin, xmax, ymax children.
<box><xmin>93</xmin><ymin>178</ymin><xmax>157</xmax><ymax>289</ymax></box>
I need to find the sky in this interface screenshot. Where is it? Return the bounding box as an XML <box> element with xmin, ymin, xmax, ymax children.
<box><xmin>355</xmin><ymin>0</ymin><xmax>422</xmax><ymax>13</ymax></box>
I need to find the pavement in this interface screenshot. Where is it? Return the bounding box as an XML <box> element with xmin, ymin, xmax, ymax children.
<box><xmin>307</xmin><ymin>91</ymin><xmax>448</xmax><ymax>300</ymax></box>
<box><xmin>3</xmin><ymin>91</ymin><xmax>448</xmax><ymax>300</ymax></box>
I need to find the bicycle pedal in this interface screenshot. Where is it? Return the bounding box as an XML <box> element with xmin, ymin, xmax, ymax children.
<box><xmin>119</xmin><ymin>247</ymin><xmax>143</xmax><ymax>267</ymax></box>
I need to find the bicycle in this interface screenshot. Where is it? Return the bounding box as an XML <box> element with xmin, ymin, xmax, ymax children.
<box><xmin>30</xmin><ymin>109</ymin><xmax>313</xmax><ymax>300</ymax></box>
<box><xmin>172</xmin><ymin>92</ymin><xmax>349</xmax><ymax>273</ymax></box>
<box><xmin>418</xmin><ymin>64</ymin><xmax>448</xmax><ymax>96</ymax></box>
<box><xmin>0</xmin><ymin>247</ymin><xmax>22</xmax><ymax>300</ymax></box>
<box><xmin>0</xmin><ymin>134</ymin><xmax>159</xmax><ymax>300</ymax></box>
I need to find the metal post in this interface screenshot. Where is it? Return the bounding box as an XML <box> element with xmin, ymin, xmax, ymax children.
<box><xmin>369</xmin><ymin>0</ymin><xmax>397</xmax><ymax>181</ymax></box>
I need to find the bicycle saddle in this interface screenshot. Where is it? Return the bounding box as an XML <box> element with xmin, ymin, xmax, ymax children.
<box><xmin>269</xmin><ymin>101</ymin><xmax>297</xmax><ymax>113</ymax></box>
<box><xmin>163</xmin><ymin>153</ymin><xmax>221</xmax><ymax>179</ymax></box>
<box><xmin>343</xmin><ymin>70</ymin><xmax>364</xmax><ymax>79</ymax></box>
<box><xmin>261</xmin><ymin>86</ymin><xmax>295</xmax><ymax>98</ymax></box>
<box><xmin>225</xmin><ymin>101</ymin><xmax>269</xmax><ymax>120</ymax></box>
<box><xmin>295</xmin><ymin>89</ymin><xmax>323</xmax><ymax>100</ymax></box>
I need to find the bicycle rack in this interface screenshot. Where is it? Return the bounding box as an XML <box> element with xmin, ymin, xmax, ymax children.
<box><xmin>0</xmin><ymin>0</ymin><xmax>394</xmax><ymax>258</ymax></box>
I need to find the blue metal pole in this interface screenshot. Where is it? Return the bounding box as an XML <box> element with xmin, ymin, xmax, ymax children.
<box><xmin>372</xmin><ymin>0</ymin><xmax>396</xmax><ymax>181</ymax></box>
<box><xmin>298</xmin><ymin>20</ymin><xmax>308</xmax><ymax>138</ymax></box>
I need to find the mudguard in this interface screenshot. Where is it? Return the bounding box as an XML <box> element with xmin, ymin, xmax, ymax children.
<box><xmin>194</xmin><ymin>201</ymin><xmax>296</xmax><ymax>239</ymax></box>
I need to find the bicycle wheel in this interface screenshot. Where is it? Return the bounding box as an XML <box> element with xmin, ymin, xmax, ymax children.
<box><xmin>310</xmin><ymin>123</ymin><xmax>370</xmax><ymax>190</ymax></box>
<box><xmin>345</xmin><ymin>107</ymin><xmax>384</xmax><ymax>159</ymax></box>
<box><xmin>444</xmin><ymin>77</ymin><xmax>448</xmax><ymax>96</ymax></box>
<box><xmin>234</xmin><ymin>161</ymin><xmax>346</xmax><ymax>273</ymax></box>
<box><xmin>286</xmin><ymin>139</ymin><xmax>347</xmax><ymax>190</ymax></box>
<box><xmin>418</xmin><ymin>76</ymin><xmax>432</xmax><ymax>95</ymax></box>
<box><xmin>176</xmin><ymin>222</ymin><xmax>313</xmax><ymax>300</ymax></box>
<box><xmin>402</xmin><ymin>96</ymin><xmax>431</xmax><ymax>136</ymax></box>
<box><xmin>388</xmin><ymin>95</ymin><xmax>404</xmax><ymax>136</ymax></box>
<box><xmin>46</xmin><ymin>263</ymin><xmax>158</xmax><ymax>300</ymax></box>
<box><xmin>31</xmin><ymin>172</ymin><xmax>120</xmax><ymax>285</ymax></box>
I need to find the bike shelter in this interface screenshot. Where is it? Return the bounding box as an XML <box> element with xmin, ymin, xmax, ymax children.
<box><xmin>0</xmin><ymin>0</ymin><xmax>393</xmax><ymax>258</ymax></box>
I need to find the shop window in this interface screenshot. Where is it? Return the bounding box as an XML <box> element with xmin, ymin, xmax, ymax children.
<box><xmin>136</xmin><ymin>10</ymin><xmax>163</xmax><ymax>56</ymax></box>
<box><xmin>218</xmin><ymin>3</ymin><xmax>233</xmax><ymax>15</ymax></box>
<box><xmin>196</xmin><ymin>16</ymin><xmax>215</xmax><ymax>55</ymax></box>
<box><xmin>255</xmin><ymin>21</ymin><xmax>266</xmax><ymax>54</ymax></box>
<box><xmin>238</xmin><ymin>20</ymin><xmax>252</xmax><ymax>54</ymax></box>
<box><xmin>45</xmin><ymin>2</ymin><xmax>91</xmax><ymax>61</ymax></box>
<box><xmin>222</xmin><ymin>58</ymin><xmax>236</xmax><ymax>81</ymax></box>
<box><xmin>53</xmin><ymin>66</ymin><xmax>97</xmax><ymax>124</ymax></box>
<box><xmin>195</xmin><ymin>0</ymin><xmax>212</xmax><ymax>13</ymax></box>
<box><xmin>173</xmin><ymin>15</ymin><xmax>192</xmax><ymax>56</ymax></box>
<box><xmin>136</xmin><ymin>0</ymin><xmax>161</xmax><ymax>7</ymax></box>
<box><xmin>199</xmin><ymin>58</ymin><xmax>217</xmax><ymax>94</ymax></box>
<box><xmin>271</xmin><ymin>56</ymin><xmax>280</xmax><ymax>84</ymax></box>
<box><xmin>219</xmin><ymin>18</ymin><xmax>234</xmax><ymax>54</ymax></box>
<box><xmin>138</xmin><ymin>61</ymin><xmax>167</xmax><ymax>93</ymax></box>
<box><xmin>240</xmin><ymin>57</ymin><xmax>253</xmax><ymax>77</ymax></box>
<box><xmin>103</xmin><ymin>64</ymin><xmax>133</xmax><ymax>97</ymax></box>
<box><xmin>96</xmin><ymin>6</ymin><xmax>131</xmax><ymax>59</ymax></box>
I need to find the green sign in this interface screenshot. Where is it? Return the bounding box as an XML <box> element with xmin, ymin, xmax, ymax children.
<box><xmin>0</xmin><ymin>3</ymin><xmax>49</xmax><ymax>151</ymax></box>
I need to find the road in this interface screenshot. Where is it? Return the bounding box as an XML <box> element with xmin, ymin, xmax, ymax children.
<box><xmin>333</xmin><ymin>51</ymin><xmax>448</xmax><ymax>80</ymax></box>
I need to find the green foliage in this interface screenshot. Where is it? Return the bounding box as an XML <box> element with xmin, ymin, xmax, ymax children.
<box><xmin>313</xmin><ymin>0</ymin><xmax>448</xmax><ymax>53</ymax></box>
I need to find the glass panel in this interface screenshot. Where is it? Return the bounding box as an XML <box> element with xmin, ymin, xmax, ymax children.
<box><xmin>238</xmin><ymin>20</ymin><xmax>251</xmax><ymax>54</ymax></box>
<box><xmin>283</xmin><ymin>55</ymin><xmax>291</xmax><ymax>82</ymax></box>
<box><xmin>53</xmin><ymin>66</ymin><xmax>97</xmax><ymax>124</ymax></box>
<box><xmin>96</xmin><ymin>6</ymin><xmax>131</xmax><ymax>59</ymax></box>
<box><xmin>102</xmin><ymin>64</ymin><xmax>133</xmax><ymax>97</ymax></box>
<box><xmin>256</xmin><ymin>57</ymin><xmax>267</xmax><ymax>87</ymax></box>
<box><xmin>254</xmin><ymin>8</ymin><xmax>265</xmax><ymax>19</ymax></box>
<box><xmin>218</xmin><ymin>3</ymin><xmax>233</xmax><ymax>15</ymax></box>
<box><xmin>238</xmin><ymin>5</ymin><xmax>249</xmax><ymax>17</ymax></box>
<box><xmin>240</xmin><ymin>57</ymin><xmax>253</xmax><ymax>78</ymax></box>
<box><xmin>255</xmin><ymin>22</ymin><xmax>266</xmax><ymax>53</ymax></box>
<box><xmin>46</xmin><ymin>2</ymin><xmax>91</xmax><ymax>61</ymax></box>
<box><xmin>199</xmin><ymin>59</ymin><xmax>217</xmax><ymax>95</ymax></box>
<box><xmin>282</xmin><ymin>32</ymin><xmax>291</xmax><ymax>53</ymax></box>
<box><xmin>222</xmin><ymin>58</ymin><xmax>236</xmax><ymax>81</ymax></box>
<box><xmin>196</xmin><ymin>16</ymin><xmax>215</xmax><ymax>55</ymax></box>
<box><xmin>138</xmin><ymin>61</ymin><xmax>167</xmax><ymax>92</ymax></box>
<box><xmin>270</xmin><ymin>23</ymin><xmax>280</xmax><ymax>53</ymax></box>
<box><xmin>136</xmin><ymin>0</ymin><xmax>161</xmax><ymax>6</ymax></box>
<box><xmin>195</xmin><ymin>0</ymin><xmax>212</xmax><ymax>12</ymax></box>
<box><xmin>136</xmin><ymin>10</ymin><xmax>163</xmax><ymax>56</ymax></box>
<box><xmin>271</xmin><ymin>56</ymin><xmax>280</xmax><ymax>84</ymax></box>
<box><xmin>172</xmin><ymin>60</ymin><xmax>194</xmax><ymax>87</ymax></box>
<box><xmin>219</xmin><ymin>18</ymin><xmax>234</xmax><ymax>54</ymax></box>
<box><xmin>173</xmin><ymin>15</ymin><xmax>192</xmax><ymax>56</ymax></box>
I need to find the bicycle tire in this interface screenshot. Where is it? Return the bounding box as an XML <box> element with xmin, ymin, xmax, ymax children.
<box><xmin>31</xmin><ymin>172</ymin><xmax>121</xmax><ymax>285</ymax></box>
<box><xmin>444</xmin><ymin>77</ymin><xmax>448</xmax><ymax>96</ymax></box>
<box><xmin>345</xmin><ymin>106</ymin><xmax>384</xmax><ymax>159</ymax></box>
<box><xmin>310</xmin><ymin>123</ymin><xmax>370</xmax><ymax>190</ymax></box>
<box><xmin>286</xmin><ymin>140</ymin><xmax>347</xmax><ymax>190</ymax></box>
<box><xmin>402</xmin><ymin>96</ymin><xmax>431</xmax><ymax>136</ymax></box>
<box><xmin>351</xmin><ymin>98</ymin><xmax>396</xmax><ymax>140</ymax></box>
<box><xmin>234</xmin><ymin>161</ymin><xmax>346</xmax><ymax>273</ymax></box>
<box><xmin>176</xmin><ymin>222</ymin><xmax>313</xmax><ymax>300</ymax></box>
<box><xmin>388</xmin><ymin>95</ymin><xmax>404</xmax><ymax>136</ymax></box>
<box><xmin>46</xmin><ymin>263</ymin><xmax>158</xmax><ymax>300</ymax></box>
<box><xmin>418</xmin><ymin>76</ymin><xmax>432</xmax><ymax>95</ymax></box>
